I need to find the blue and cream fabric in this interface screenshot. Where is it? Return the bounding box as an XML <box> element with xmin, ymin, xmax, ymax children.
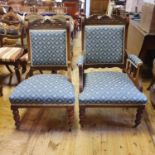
<box><xmin>30</xmin><ymin>29</ymin><xmax>67</xmax><ymax>66</ymax></box>
<box><xmin>128</xmin><ymin>54</ymin><xmax>143</xmax><ymax>67</ymax></box>
<box><xmin>10</xmin><ymin>74</ymin><xmax>75</xmax><ymax>105</ymax></box>
<box><xmin>79</xmin><ymin>72</ymin><xmax>147</xmax><ymax>104</ymax></box>
<box><xmin>84</xmin><ymin>25</ymin><xmax>125</xmax><ymax>65</ymax></box>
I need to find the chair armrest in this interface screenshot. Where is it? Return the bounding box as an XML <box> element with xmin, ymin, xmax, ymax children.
<box><xmin>77</xmin><ymin>55</ymin><xmax>85</xmax><ymax>92</ymax></box>
<box><xmin>126</xmin><ymin>54</ymin><xmax>143</xmax><ymax>91</ymax></box>
<box><xmin>128</xmin><ymin>54</ymin><xmax>143</xmax><ymax>68</ymax></box>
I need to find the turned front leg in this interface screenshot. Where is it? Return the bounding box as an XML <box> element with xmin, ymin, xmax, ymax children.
<box><xmin>67</xmin><ymin>106</ymin><xmax>74</xmax><ymax>131</ymax></box>
<box><xmin>79</xmin><ymin>106</ymin><xmax>86</xmax><ymax>128</ymax></box>
<box><xmin>11</xmin><ymin>106</ymin><xmax>20</xmax><ymax>129</ymax></box>
<box><xmin>134</xmin><ymin>106</ymin><xmax>145</xmax><ymax>128</ymax></box>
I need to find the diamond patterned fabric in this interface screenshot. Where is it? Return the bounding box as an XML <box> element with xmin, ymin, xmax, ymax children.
<box><xmin>84</xmin><ymin>25</ymin><xmax>124</xmax><ymax>65</ymax></box>
<box><xmin>10</xmin><ymin>74</ymin><xmax>75</xmax><ymax>105</ymax></box>
<box><xmin>30</xmin><ymin>29</ymin><xmax>67</xmax><ymax>66</ymax></box>
<box><xmin>79</xmin><ymin>72</ymin><xmax>147</xmax><ymax>104</ymax></box>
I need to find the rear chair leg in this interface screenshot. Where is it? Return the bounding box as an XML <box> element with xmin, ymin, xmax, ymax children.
<box><xmin>67</xmin><ymin>106</ymin><xmax>74</xmax><ymax>131</ymax></box>
<box><xmin>79</xmin><ymin>107</ymin><xmax>86</xmax><ymax>128</ymax></box>
<box><xmin>11</xmin><ymin>106</ymin><xmax>20</xmax><ymax>129</ymax></box>
<box><xmin>134</xmin><ymin>106</ymin><xmax>145</xmax><ymax>128</ymax></box>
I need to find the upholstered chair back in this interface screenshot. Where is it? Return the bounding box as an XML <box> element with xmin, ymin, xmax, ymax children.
<box><xmin>84</xmin><ymin>25</ymin><xmax>125</xmax><ymax>65</ymax></box>
<box><xmin>29</xmin><ymin>29</ymin><xmax>67</xmax><ymax>66</ymax></box>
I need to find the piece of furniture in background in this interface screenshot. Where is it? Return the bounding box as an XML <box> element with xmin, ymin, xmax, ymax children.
<box><xmin>0</xmin><ymin>9</ymin><xmax>27</xmax><ymax>76</ymax></box>
<box><xmin>52</xmin><ymin>6</ymin><xmax>67</xmax><ymax>14</ymax></box>
<box><xmin>89</xmin><ymin>0</ymin><xmax>109</xmax><ymax>15</ymax></box>
<box><xmin>9</xmin><ymin>19</ymin><xmax>75</xmax><ymax>131</ymax></box>
<box><xmin>0</xmin><ymin>47</ymin><xmax>24</xmax><ymax>83</ymax></box>
<box><xmin>0</xmin><ymin>10</ymin><xmax>25</xmax><ymax>47</ymax></box>
<box><xmin>63</xmin><ymin>1</ymin><xmax>80</xmax><ymax>36</ymax></box>
<box><xmin>127</xmin><ymin>20</ymin><xmax>155</xmax><ymax>78</ymax></box>
<box><xmin>78</xmin><ymin>15</ymin><xmax>147</xmax><ymax>128</ymax></box>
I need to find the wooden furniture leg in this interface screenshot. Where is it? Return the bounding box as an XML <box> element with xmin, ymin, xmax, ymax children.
<box><xmin>79</xmin><ymin>107</ymin><xmax>86</xmax><ymax>128</ymax></box>
<box><xmin>67</xmin><ymin>106</ymin><xmax>74</xmax><ymax>131</ymax></box>
<box><xmin>14</xmin><ymin>63</ymin><xmax>21</xmax><ymax>83</ymax></box>
<box><xmin>5</xmin><ymin>64</ymin><xmax>13</xmax><ymax>74</ymax></box>
<box><xmin>134</xmin><ymin>106</ymin><xmax>145</xmax><ymax>127</ymax></box>
<box><xmin>11</xmin><ymin>106</ymin><xmax>20</xmax><ymax>129</ymax></box>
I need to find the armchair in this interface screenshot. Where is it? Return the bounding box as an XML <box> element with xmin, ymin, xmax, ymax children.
<box><xmin>78</xmin><ymin>15</ymin><xmax>147</xmax><ymax>128</ymax></box>
<box><xmin>9</xmin><ymin>19</ymin><xmax>75</xmax><ymax>131</ymax></box>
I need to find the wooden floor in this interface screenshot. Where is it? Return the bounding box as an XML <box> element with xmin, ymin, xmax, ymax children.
<box><xmin>0</xmin><ymin>33</ymin><xmax>155</xmax><ymax>155</ymax></box>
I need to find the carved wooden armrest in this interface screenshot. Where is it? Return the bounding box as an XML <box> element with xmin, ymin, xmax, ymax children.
<box><xmin>77</xmin><ymin>55</ymin><xmax>85</xmax><ymax>93</ymax></box>
<box><xmin>125</xmin><ymin>54</ymin><xmax>143</xmax><ymax>91</ymax></box>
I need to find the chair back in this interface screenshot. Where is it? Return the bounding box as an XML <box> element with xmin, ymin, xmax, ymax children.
<box><xmin>82</xmin><ymin>15</ymin><xmax>127</xmax><ymax>68</ymax></box>
<box><xmin>27</xmin><ymin>19</ymin><xmax>71</xmax><ymax>71</ymax></box>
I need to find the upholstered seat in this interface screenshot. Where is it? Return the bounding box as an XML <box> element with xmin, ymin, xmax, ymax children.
<box><xmin>79</xmin><ymin>72</ymin><xmax>147</xmax><ymax>105</ymax></box>
<box><xmin>0</xmin><ymin>47</ymin><xmax>24</xmax><ymax>83</ymax></box>
<box><xmin>0</xmin><ymin>47</ymin><xmax>23</xmax><ymax>62</ymax></box>
<box><xmin>10</xmin><ymin>74</ymin><xmax>75</xmax><ymax>105</ymax></box>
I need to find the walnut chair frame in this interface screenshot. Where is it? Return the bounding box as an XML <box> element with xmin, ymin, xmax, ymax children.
<box><xmin>78</xmin><ymin>15</ymin><xmax>147</xmax><ymax>128</ymax></box>
<box><xmin>10</xmin><ymin>19</ymin><xmax>74</xmax><ymax>131</ymax></box>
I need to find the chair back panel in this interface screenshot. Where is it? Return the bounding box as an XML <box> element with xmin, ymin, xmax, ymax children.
<box><xmin>84</xmin><ymin>25</ymin><xmax>125</xmax><ymax>65</ymax></box>
<box><xmin>29</xmin><ymin>29</ymin><xmax>67</xmax><ymax>67</ymax></box>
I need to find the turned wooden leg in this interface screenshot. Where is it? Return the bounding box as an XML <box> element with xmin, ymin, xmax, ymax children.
<box><xmin>14</xmin><ymin>64</ymin><xmax>21</xmax><ymax>83</ymax></box>
<box><xmin>67</xmin><ymin>106</ymin><xmax>74</xmax><ymax>131</ymax></box>
<box><xmin>134</xmin><ymin>106</ymin><xmax>145</xmax><ymax>128</ymax></box>
<box><xmin>79</xmin><ymin>107</ymin><xmax>86</xmax><ymax>128</ymax></box>
<box><xmin>11</xmin><ymin>106</ymin><xmax>20</xmax><ymax>129</ymax></box>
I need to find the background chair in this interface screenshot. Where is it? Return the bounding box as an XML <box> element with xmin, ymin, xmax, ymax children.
<box><xmin>0</xmin><ymin>9</ymin><xmax>26</xmax><ymax>82</ymax></box>
<box><xmin>9</xmin><ymin>19</ymin><xmax>75</xmax><ymax>131</ymax></box>
<box><xmin>0</xmin><ymin>9</ymin><xmax>25</xmax><ymax>47</ymax></box>
<box><xmin>78</xmin><ymin>15</ymin><xmax>147</xmax><ymax>128</ymax></box>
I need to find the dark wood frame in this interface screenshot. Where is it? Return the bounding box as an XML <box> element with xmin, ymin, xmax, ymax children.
<box><xmin>11</xmin><ymin>19</ymin><xmax>74</xmax><ymax>131</ymax></box>
<box><xmin>79</xmin><ymin>15</ymin><xmax>145</xmax><ymax>128</ymax></box>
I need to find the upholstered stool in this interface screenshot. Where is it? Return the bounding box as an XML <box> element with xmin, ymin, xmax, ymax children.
<box><xmin>0</xmin><ymin>47</ymin><xmax>24</xmax><ymax>83</ymax></box>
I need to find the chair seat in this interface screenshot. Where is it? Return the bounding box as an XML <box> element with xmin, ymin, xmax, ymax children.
<box><xmin>79</xmin><ymin>72</ymin><xmax>147</xmax><ymax>105</ymax></box>
<box><xmin>10</xmin><ymin>74</ymin><xmax>75</xmax><ymax>105</ymax></box>
<box><xmin>0</xmin><ymin>47</ymin><xmax>24</xmax><ymax>62</ymax></box>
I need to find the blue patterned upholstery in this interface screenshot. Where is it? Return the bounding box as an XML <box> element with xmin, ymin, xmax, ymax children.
<box><xmin>128</xmin><ymin>54</ymin><xmax>143</xmax><ymax>67</ymax></box>
<box><xmin>30</xmin><ymin>30</ymin><xmax>67</xmax><ymax>66</ymax></box>
<box><xmin>84</xmin><ymin>25</ymin><xmax>125</xmax><ymax>65</ymax></box>
<box><xmin>10</xmin><ymin>74</ymin><xmax>75</xmax><ymax>105</ymax></box>
<box><xmin>79</xmin><ymin>72</ymin><xmax>147</xmax><ymax>104</ymax></box>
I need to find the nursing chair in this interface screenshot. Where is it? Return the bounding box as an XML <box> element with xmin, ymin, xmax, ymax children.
<box><xmin>9</xmin><ymin>19</ymin><xmax>75</xmax><ymax>131</ymax></box>
<box><xmin>78</xmin><ymin>15</ymin><xmax>147</xmax><ymax>127</ymax></box>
